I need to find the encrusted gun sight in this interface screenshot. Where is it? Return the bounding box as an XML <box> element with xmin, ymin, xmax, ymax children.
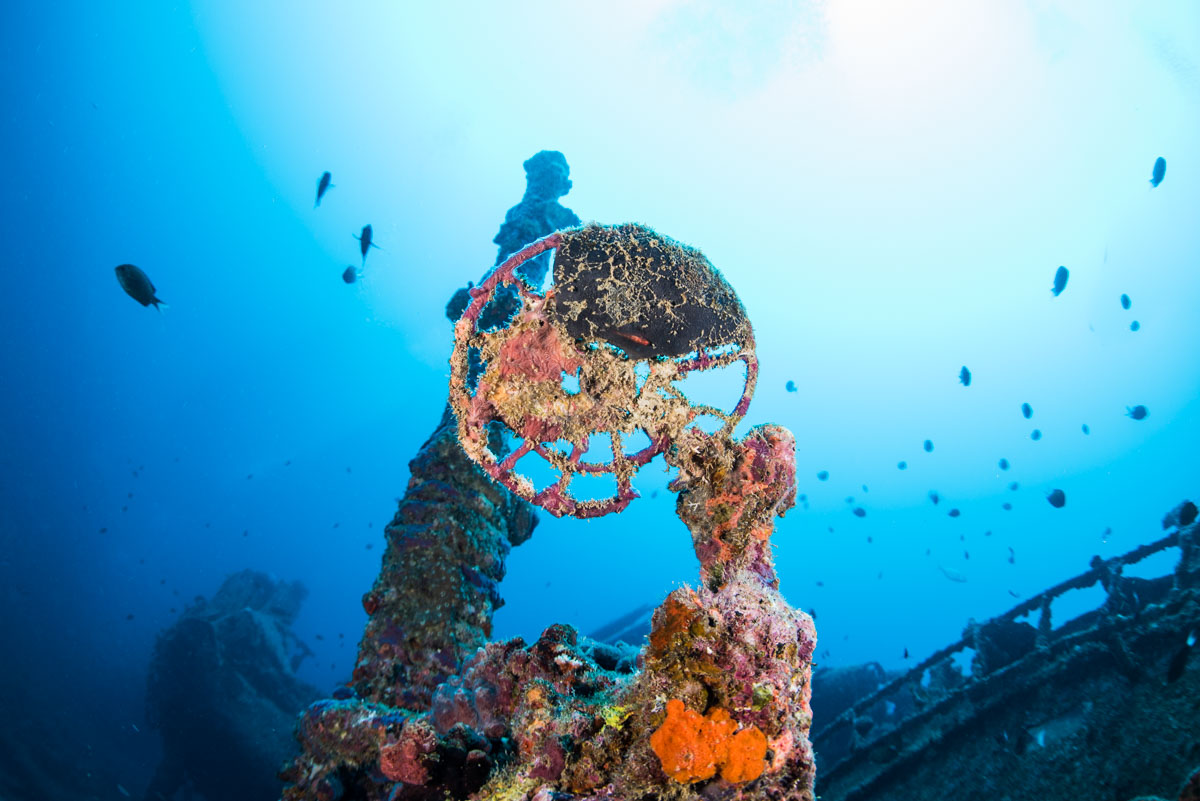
<box><xmin>449</xmin><ymin>223</ymin><xmax>759</xmax><ymax>518</ymax></box>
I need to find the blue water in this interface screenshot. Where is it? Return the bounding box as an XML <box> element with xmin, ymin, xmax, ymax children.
<box><xmin>2</xmin><ymin>2</ymin><xmax>1198</xmax><ymax>797</ymax></box>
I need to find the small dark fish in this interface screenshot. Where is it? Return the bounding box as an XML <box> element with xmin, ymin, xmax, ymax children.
<box><xmin>1081</xmin><ymin>424</ymin><xmax>1090</xmax><ymax>434</ymax></box>
<box><xmin>959</xmin><ymin>366</ymin><xmax>971</xmax><ymax>386</ymax></box>
<box><xmin>1166</xmin><ymin>631</ymin><xmax>1194</xmax><ymax>683</ymax></box>
<box><xmin>1021</xmin><ymin>402</ymin><xmax>1033</xmax><ymax>419</ymax></box>
<box><xmin>342</xmin><ymin>266</ymin><xmax>358</xmax><ymax>284</ymax></box>
<box><xmin>816</xmin><ymin>580</ymin><xmax>824</xmax><ymax>587</ymax></box>
<box><xmin>964</xmin><ymin>550</ymin><xmax>969</xmax><ymax>560</ymax></box>
<box><xmin>1008</xmin><ymin>547</ymin><xmax>1015</xmax><ymax>564</ymax></box>
<box><xmin>785</xmin><ymin>380</ymin><xmax>797</xmax><ymax>393</ymax></box>
<box><xmin>354</xmin><ymin>224</ymin><xmax>380</xmax><ymax>265</ymax></box>
<box><xmin>315</xmin><ymin>634</ymin><xmax>324</xmax><ymax>641</ymax></box>
<box><xmin>1009</xmin><ymin>481</ymin><xmax>1019</xmax><ymax>491</ymax></box>
<box><xmin>315</xmin><ymin>171</ymin><xmax>334</xmax><ymax>207</ymax></box>
<box><xmin>1051</xmin><ymin>266</ymin><xmax>1069</xmax><ymax>297</ymax></box>
<box><xmin>817</xmin><ymin>470</ymin><xmax>829</xmax><ymax>481</ymax></box>
<box><xmin>1120</xmin><ymin>293</ymin><xmax>1131</xmax><ymax>310</ymax></box>
<box><xmin>923</xmin><ymin>439</ymin><xmax>934</xmax><ymax>453</ymax></box>
<box><xmin>99</xmin><ymin>527</ymin><xmax>107</xmax><ymax>533</ymax></box>
<box><xmin>948</xmin><ymin>508</ymin><xmax>961</xmax><ymax>518</ymax></box>
<box><xmin>1008</xmin><ymin>589</ymin><xmax>1020</xmax><ymax>598</ymax></box>
<box><xmin>1002</xmin><ymin>502</ymin><xmax>1012</xmax><ymax>511</ymax></box>
<box><xmin>1031</xmin><ymin>429</ymin><xmax>1042</xmax><ymax>441</ymax></box>
<box><xmin>126</xmin><ymin>613</ymin><xmax>134</xmax><ymax>621</ymax></box>
<box><xmin>115</xmin><ymin>264</ymin><xmax>165</xmax><ymax>309</ymax></box>
<box><xmin>852</xmin><ymin>507</ymin><xmax>866</xmax><ymax>518</ymax></box>
<box><xmin>1126</xmin><ymin>405</ymin><xmax>1148</xmax><ymax>420</ymax></box>
<box><xmin>861</xmin><ymin>484</ymin><xmax>869</xmax><ymax>492</ymax></box>
<box><xmin>929</xmin><ymin>490</ymin><xmax>940</xmax><ymax>505</ymax></box>
<box><xmin>1047</xmin><ymin>488</ymin><xmax>1066</xmax><ymax>508</ymax></box>
<box><xmin>1150</xmin><ymin>156</ymin><xmax>1166</xmax><ymax>188</ymax></box>
<box><xmin>999</xmin><ymin>458</ymin><xmax>1009</xmax><ymax>470</ymax></box>
<box><xmin>984</xmin><ymin>530</ymin><xmax>992</xmax><ymax>536</ymax></box>
<box><xmin>366</xmin><ymin>543</ymin><xmax>373</xmax><ymax>550</ymax></box>
<box><xmin>1130</xmin><ymin>320</ymin><xmax>1140</xmax><ymax>332</ymax></box>
<box><xmin>897</xmin><ymin>460</ymin><xmax>907</xmax><ymax>470</ymax></box>
<box><xmin>903</xmin><ymin>647</ymin><xmax>909</xmax><ymax>659</ymax></box>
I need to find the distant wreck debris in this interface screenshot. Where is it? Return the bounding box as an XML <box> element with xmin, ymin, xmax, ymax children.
<box><xmin>811</xmin><ymin>501</ymin><xmax>1200</xmax><ymax>801</ymax></box>
<box><xmin>145</xmin><ymin>570</ymin><xmax>321</xmax><ymax>801</ymax></box>
<box><xmin>282</xmin><ymin>154</ymin><xmax>818</xmax><ymax>800</ymax></box>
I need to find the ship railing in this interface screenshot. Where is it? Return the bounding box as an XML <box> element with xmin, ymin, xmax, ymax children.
<box><xmin>810</xmin><ymin>516</ymin><xmax>1197</xmax><ymax>773</ymax></box>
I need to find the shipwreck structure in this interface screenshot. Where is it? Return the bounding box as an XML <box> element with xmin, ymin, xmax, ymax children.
<box><xmin>812</xmin><ymin>503</ymin><xmax>1200</xmax><ymax>801</ymax></box>
<box><xmin>281</xmin><ymin>153</ymin><xmax>817</xmax><ymax>800</ymax></box>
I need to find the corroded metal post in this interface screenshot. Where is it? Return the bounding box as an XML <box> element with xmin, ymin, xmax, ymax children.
<box><xmin>283</xmin><ymin>195</ymin><xmax>815</xmax><ymax>801</ymax></box>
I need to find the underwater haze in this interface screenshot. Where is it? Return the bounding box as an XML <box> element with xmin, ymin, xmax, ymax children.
<box><xmin>1</xmin><ymin>1</ymin><xmax>1198</xmax><ymax>798</ymax></box>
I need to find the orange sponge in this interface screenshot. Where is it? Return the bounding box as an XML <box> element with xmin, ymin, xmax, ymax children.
<box><xmin>649</xmin><ymin>699</ymin><xmax>767</xmax><ymax>784</ymax></box>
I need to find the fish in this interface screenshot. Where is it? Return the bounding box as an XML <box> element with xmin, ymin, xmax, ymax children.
<box><xmin>964</xmin><ymin>550</ymin><xmax>969</xmax><ymax>560</ymax></box>
<box><xmin>315</xmin><ymin>171</ymin><xmax>334</xmax><ymax>207</ymax></box>
<box><xmin>1126</xmin><ymin>405</ymin><xmax>1148</xmax><ymax>420</ymax></box>
<box><xmin>1008</xmin><ymin>589</ymin><xmax>1020</xmax><ymax>598</ymax></box>
<box><xmin>114</xmin><ymin>264</ymin><xmax>165</xmax><ymax>309</ymax></box>
<box><xmin>939</xmin><ymin>564</ymin><xmax>968</xmax><ymax>583</ymax></box>
<box><xmin>897</xmin><ymin>460</ymin><xmax>907</xmax><ymax>470</ymax></box>
<box><xmin>342</xmin><ymin>266</ymin><xmax>358</xmax><ymax>284</ymax></box>
<box><xmin>903</xmin><ymin>648</ymin><xmax>909</xmax><ymax>659</ymax></box>
<box><xmin>1150</xmin><ymin>156</ymin><xmax>1166</xmax><ymax>188</ymax></box>
<box><xmin>1081</xmin><ymin>424</ymin><xmax>1090</xmax><ymax>434</ymax></box>
<box><xmin>1120</xmin><ymin>293</ymin><xmax>1131</xmax><ymax>310</ymax></box>
<box><xmin>1166</xmin><ymin>631</ymin><xmax>1194</xmax><ymax>682</ymax></box>
<box><xmin>1008</xmin><ymin>547</ymin><xmax>1015</xmax><ymax>564</ymax></box>
<box><xmin>817</xmin><ymin>470</ymin><xmax>829</xmax><ymax>481</ymax></box>
<box><xmin>959</xmin><ymin>366</ymin><xmax>971</xmax><ymax>386</ymax></box>
<box><xmin>785</xmin><ymin>380</ymin><xmax>797</xmax><ymax>393</ymax></box>
<box><xmin>948</xmin><ymin>508</ymin><xmax>961</xmax><ymax>518</ymax></box>
<box><xmin>1130</xmin><ymin>320</ymin><xmax>1140</xmax><ymax>332</ymax></box>
<box><xmin>923</xmin><ymin>439</ymin><xmax>934</xmax><ymax>452</ymax></box>
<box><xmin>852</xmin><ymin>507</ymin><xmax>866</xmax><ymax>518</ymax></box>
<box><xmin>1009</xmin><ymin>481</ymin><xmax>1019</xmax><ymax>491</ymax></box>
<box><xmin>998</xmin><ymin>458</ymin><xmax>1009</xmax><ymax>470</ymax></box>
<box><xmin>1022</xmin><ymin>402</ymin><xmax>1033</xmax><ymax>419</ymax></box>
<box><xmin>353</xmin><ymin>224</ymin><xmax>380</xmax><ymax>265</ymax></box>
<box><xmin>1046</xmin><ymin>488</ymin><xmax>1066</xmax><ymax>508</ymax></box>
<box><xmin>1031</xmin><ymin>429</ymin><xmax>1042</xmax><ymax>441</ymax></box>
<box><xmin>929</xmin><ymin>490</ymin><xmax>940</xmax><ymax>505</ymax></box>
<box><xmin>1051</xmin><ymin>266</ymin><xmax>1069</xmax><ymax>297</ymax></box>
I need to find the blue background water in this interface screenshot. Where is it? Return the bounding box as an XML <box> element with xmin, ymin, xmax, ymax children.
<box><xmin>2</xmin><ymin>1</ymin><xmax>1197</xmax><ymax>794</ymax></box>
